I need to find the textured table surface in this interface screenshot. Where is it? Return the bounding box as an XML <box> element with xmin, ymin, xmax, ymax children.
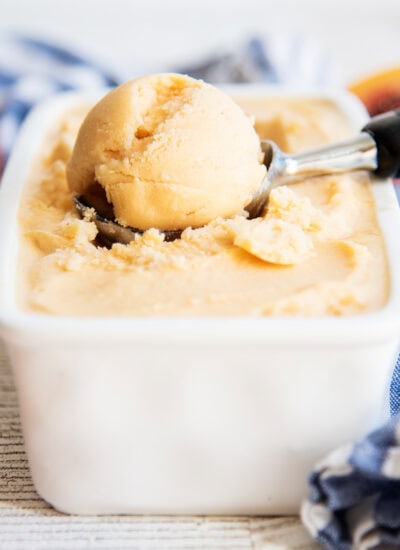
<box><xmin>0</xmin><ymin>340</ymin><xmax>319</xmax><ymax>550</ymax></box>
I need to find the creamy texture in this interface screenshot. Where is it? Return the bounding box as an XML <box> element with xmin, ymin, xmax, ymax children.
<box><xmin>18</xmin><ymin>97</ymin><xmax>389</xmax><ymax>317</ymax></box>
<box><xmin>67</xmin><ymin>74</ymin><xmax>265</xmax><ymax>231</ymax></box>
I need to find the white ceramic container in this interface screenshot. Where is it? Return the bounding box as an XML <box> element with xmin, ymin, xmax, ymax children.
<box><xmin>1</xmin><ymin>87</ymin><xmax>400</xmax><ymax>515</ymax></box>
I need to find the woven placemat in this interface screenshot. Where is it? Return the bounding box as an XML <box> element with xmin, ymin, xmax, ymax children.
<box><xmin>0</xmin><ymin>340</ymin><xmax>317</xmax><ymax>550</ymax></box>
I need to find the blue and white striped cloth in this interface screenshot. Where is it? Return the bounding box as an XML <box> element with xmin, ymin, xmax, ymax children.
<box><xmin>391</xmin><ymin>359</ymin><xmax>400</xmax><ymax>416</ymax></box>
<box><xmin>301</xmin><ymin>419</ymin><xmax>400</xmax><ymax>549</ymax></box>
<box><xmin>0</xmin><ymin>32</ymin><xmax>399</xmax><ymax>550</ymax></box>
<box><xmin>0</xmin><ymin>34</ymin><xmax>118</xmax><ymax>171</ymax></box>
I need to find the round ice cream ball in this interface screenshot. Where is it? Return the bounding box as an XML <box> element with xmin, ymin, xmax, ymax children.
<box><xmin>67</xmin><ymin>73</ymin><xmax>266</xmax><ymax>231</ymax></box>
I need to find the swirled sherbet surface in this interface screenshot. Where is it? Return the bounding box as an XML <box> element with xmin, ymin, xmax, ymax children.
<box><xmin>17</xmin><ymin>95</ymin><xmax>388</xmax><ymax>316</ymax></box>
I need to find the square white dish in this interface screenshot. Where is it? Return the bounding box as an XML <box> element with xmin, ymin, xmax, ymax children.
<box><xmin>0</xmin><ymin>86</ymin><xmax>400</xmax><ymax>515</ymax></box>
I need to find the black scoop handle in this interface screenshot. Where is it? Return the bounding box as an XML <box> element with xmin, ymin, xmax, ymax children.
<box><xmin>362</xmin><ymin>109</ymin><xmax>400</xmax><ymax>178</ymax></box>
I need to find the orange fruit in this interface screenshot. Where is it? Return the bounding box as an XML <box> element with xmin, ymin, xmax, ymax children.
<box><xmin>348</xmin><ymin>67</ymin><xmax>400</xmax><ymax>116</ymax></box>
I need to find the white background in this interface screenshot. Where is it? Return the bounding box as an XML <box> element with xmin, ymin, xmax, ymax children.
<box><xmin>1</xmin><ymin>0</ymin><xmax>399</xmax><ymax>84</ymax></box>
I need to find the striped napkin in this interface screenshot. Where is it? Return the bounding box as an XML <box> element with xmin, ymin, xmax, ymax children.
<box><xmin>0</xmin><ymin>32</ymin><xmax>399</xmax><ymax>550</ymax></box>
<box><xmin>301</xmin><ymin>420</ymin><xmax>400</xmax><ymax>549</ymax></box>
<box><xmin>0</xmin><ymin>34</ymin><xmax>117</xmax><ymax>171</ymax></box>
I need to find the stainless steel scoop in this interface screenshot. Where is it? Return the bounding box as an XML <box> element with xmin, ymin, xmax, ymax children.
<box><xmin>74</xmin><ymin>108</ymin><xmax>400</xmax><ymax>246</ymax></box>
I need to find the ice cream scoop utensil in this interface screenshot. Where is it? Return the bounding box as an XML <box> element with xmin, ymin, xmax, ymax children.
<box><xmin>247</xmin><ymin>108</ymin><xmax>400</xmax><ymax>219</ymax></box>
<box><xmin>73</xmin><ymin>195</ymin><xmax>182</xmax><ymax>246</ymax></box>
<box><xmin>74</xmin><ymin>109</ymin><xmax>400</xmax><ymax>245</ymax></box>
